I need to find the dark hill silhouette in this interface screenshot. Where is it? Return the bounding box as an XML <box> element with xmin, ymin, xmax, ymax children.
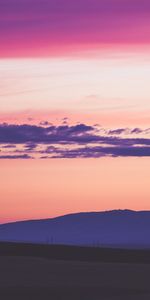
<box><xmin>0</xmin><ymin>210</ymin><xmax>150</xmax><ymax>248</ymax></box>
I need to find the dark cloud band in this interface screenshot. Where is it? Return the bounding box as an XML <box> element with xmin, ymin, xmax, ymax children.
<box><xmin>0</xmin><ymin>123</ymin><xmax>150</xmax><ymax>158</ymax></box>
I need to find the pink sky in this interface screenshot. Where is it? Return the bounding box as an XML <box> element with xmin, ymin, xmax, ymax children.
<box><xmin>0</xmin><ymin>0</ymin><xmax>150</xmax><ymax>57</ymax></box>
<box><xmin>0</xmin><ymin>0</ymin><xmax>150</xmax><ymax>222</ymax></box>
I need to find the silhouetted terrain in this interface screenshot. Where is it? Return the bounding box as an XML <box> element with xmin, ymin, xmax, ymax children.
<box><xmin>1</xmin><ymin>210</ymin><xmax>150</xmax><ymax>299</ymax></box>
<box><xmin>1</xmin><ymin>210</ymin><xmax>150</xmax><ymax>248</ymax></box>
<box><xmin>1</xmin><ymin>242</ymin><xmax>150</xmax><ymax>299</ymax></box>
<box><xmin>1</xmin><ymin>242</ymin><xmax>150</xmax><ymax>263</ymax></box>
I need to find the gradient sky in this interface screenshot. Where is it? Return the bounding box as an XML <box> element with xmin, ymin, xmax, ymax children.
<box><xmin>0</xmin><ymin>0</ymin><xmax>150</xmax><ymax>223</ymax></box>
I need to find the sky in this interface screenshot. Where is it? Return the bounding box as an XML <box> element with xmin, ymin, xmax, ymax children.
<box><xmin>0</xmin><ymin>0</ymin><xmax>150</xmax><ymax>223</ymax></box>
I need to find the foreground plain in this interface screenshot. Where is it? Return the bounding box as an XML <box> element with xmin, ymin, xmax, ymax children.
<box><xmin>0</xmin><ymin>243</ymin><xmax>150</xmax><ymax>299</ymax></box>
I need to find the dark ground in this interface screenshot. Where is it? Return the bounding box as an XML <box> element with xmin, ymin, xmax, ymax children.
<box><xmin>0</xmin><ymin>242</ymin><xmax>150</xmax><ymax>299</ymax></box>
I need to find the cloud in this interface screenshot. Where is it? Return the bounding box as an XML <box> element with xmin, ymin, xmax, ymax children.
<box><xmin>0</xmin><ymin>154</ymin><xmax>32</xmax><ymax>159</ymax></box>
<box><xmin>1</xmin><ymin>144</ymin><xmax>16</xmax><ymax>149</ymax></box>
<box><xmin>39</xmin><ymin>121</ymin><xmax>52</xmax><ymax>127</ymax></box>
<box><xmin>41</xmin><ymin>145</ymin><xmax>150</xmax><ymax>158</ymax></box>
<box><xmin>24</xmin><ymin>143</ymin><xmax>37</xmax><ymax>151</ymax></box>
<box><xmin>0</xmin><ymin>123</ymin><xmax>95</xmax><ymax>144</ymax></box>
<box><xmin>131</xmin><ymin>128</ymin><xmax>146</xmax><ymax>134</ymax></box>
<box><xmin>107</xmin><ymin>128</ymin><xmax>150</xmax><ymax>136</ymax></box>
<box><xmin>107</xmin><ymin>128</ymin><xmax>128</xmax><ymax>135</ymax></box>
<box><xmin>0</xmin><ymin>123</ymin><xmax>150</xmax><ymax>158</ymax></box>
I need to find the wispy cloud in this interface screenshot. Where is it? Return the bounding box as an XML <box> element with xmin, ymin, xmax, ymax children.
<box><xmin>0</xmin><ymin>154</ymin><xmax>32</xmax><ymax>159</ymax></box>
<box><xmin>0</xmin><ymin>122</ymin><xmax>150</xmax><ymax>158</ymax></box>
<box><xmin>45</xmin><ymin>146</ymin><xmax>150</xmax><ymax>158</ymax></box>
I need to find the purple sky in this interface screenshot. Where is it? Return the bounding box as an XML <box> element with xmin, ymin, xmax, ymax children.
<box><xmin>0</xmin><ymin>0</ymin><xmax>150</xmax><ymax>57</ymax></box>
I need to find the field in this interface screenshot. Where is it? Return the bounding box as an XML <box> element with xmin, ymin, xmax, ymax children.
<box><xmin>0</xmin><ymin>242</ymin><xmax>150</xmax><ymax>299</ymax></box>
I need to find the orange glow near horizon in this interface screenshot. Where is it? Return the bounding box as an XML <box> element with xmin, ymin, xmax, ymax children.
<box><xmin>0</xmin><ymin>158</ymin><xmax>150</xmax><ymax>224</ymax></box>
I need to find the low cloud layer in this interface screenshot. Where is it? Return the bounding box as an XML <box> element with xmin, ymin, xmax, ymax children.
<box><xmin>0</xmin><ymin>123</ymin><xmax>150</xmax><ymax>159</ymax></box>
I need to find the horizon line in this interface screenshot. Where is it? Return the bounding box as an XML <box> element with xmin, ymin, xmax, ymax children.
<box><xmin>1</xmin><ymin>209</ymin><xmax>150</xmax><ymax>226</ymax></box>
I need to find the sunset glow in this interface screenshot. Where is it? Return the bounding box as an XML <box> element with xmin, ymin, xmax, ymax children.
<box><xmin>0</xmin><ymin>0</ymin><xmax>150</xmax><ymax>223</ymax></box>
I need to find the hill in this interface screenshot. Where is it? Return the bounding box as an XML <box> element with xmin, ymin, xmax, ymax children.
<box><xmin>0</xmin><ymin>210</ymin><xmax>150</xmax><ymax>248</ymax></box>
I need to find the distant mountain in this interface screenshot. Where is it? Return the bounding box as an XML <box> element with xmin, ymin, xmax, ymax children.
<box><xmin>0</xmin><ymin>210</ymin><xmax>150</xmax><ymax>248</ymax></box>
